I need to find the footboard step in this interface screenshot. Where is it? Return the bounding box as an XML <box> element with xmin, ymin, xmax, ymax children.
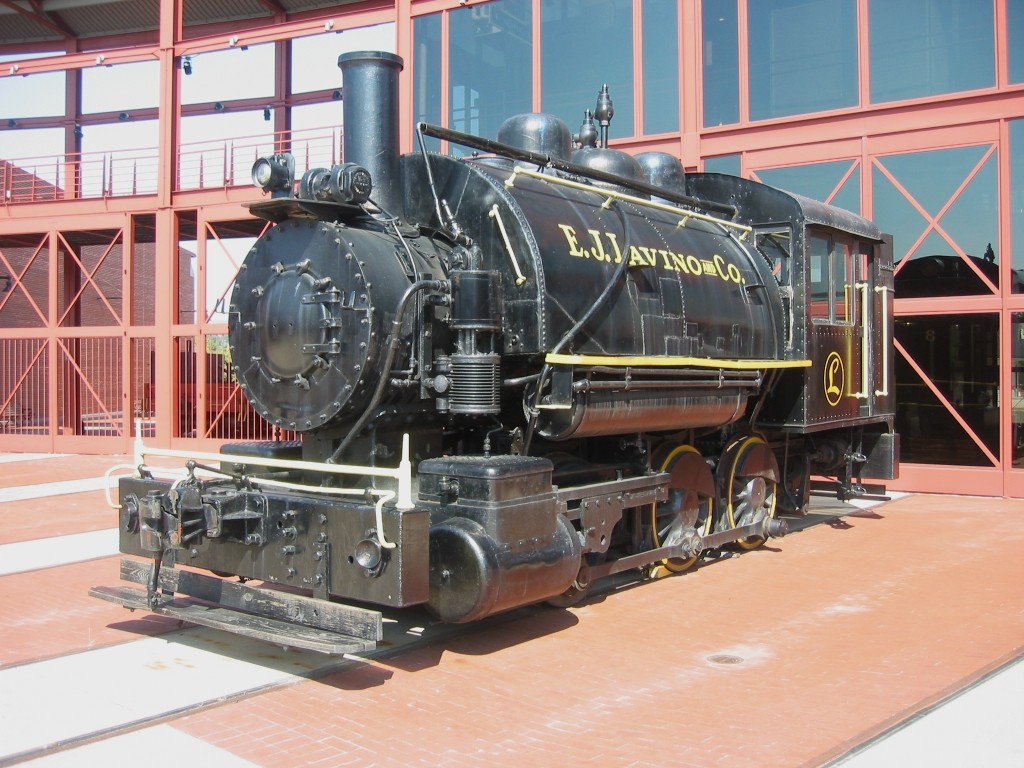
<box><xmin>89</xmin><ymin>584</ymin><xmax>377</xmax><ymax>655</ymax></box>
<box><xmin>90</xmin><ymin>557</ymin><xmax>383</xmax><ymax>655</ymax></box>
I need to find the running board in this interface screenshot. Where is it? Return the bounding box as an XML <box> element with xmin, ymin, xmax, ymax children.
<box><xmin>90</xmin><ymin>558</ymin><xmax>382</xmax><ymax>655</ymax></box>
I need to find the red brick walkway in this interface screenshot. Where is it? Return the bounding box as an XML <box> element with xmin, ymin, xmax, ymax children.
<box><xmin>2</xmin><ymin>455</ymin><xmax>1022</xmax><ymax>766</ymax></box>
<box><xmin>174</xmin><ymin>494</ymin><xmax>1024</xmax><ymax>767</ymax></box>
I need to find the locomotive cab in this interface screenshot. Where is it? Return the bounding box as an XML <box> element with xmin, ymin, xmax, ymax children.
<box><xmin>686</xmin><ymin>173</ymin><xmax>898</xmax><ymax>494</ymax></box>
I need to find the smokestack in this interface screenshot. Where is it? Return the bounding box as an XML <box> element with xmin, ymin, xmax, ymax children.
<box><xmin>337</xmin><ymin>50</ymin><xmax>404</xmax><ymax>216</ymax></box>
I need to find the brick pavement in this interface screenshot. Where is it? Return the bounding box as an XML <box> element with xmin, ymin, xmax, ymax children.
<box><xmin>0</xmin><ymin>454</ymin><xmax>120</xmax><ymax>488</ymax></box>
<box><xmin>0</xmin><ymin>490</ymin><xmax>112</xmax><ymax>544</ymax></box>
<box><xmin>172</xmin><ymin>494</ymin><xmax>1024</xmax><ymax>767</ymax></box>
<box><xmin>1</xmin><ymin>456</ymin><xmax>1022</xmax><ymax>766</ymax></box>
<box><xmin>0</xmin><ymin>558</ymin><xmax>179</xmax><ymax>667</ymax></box>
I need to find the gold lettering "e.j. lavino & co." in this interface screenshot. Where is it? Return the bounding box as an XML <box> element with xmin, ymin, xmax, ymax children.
<box><xmin>556</xmin><ymin>223</ymin><xmax>745</xmax><ymax>285</ymax></box>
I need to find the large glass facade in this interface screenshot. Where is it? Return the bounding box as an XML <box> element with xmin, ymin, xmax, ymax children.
<box><xmin>413</xmin><ymin>0</ymin><xmax>685</xmax><ymax>142</ymax></box>
<box><xmin>869</xmin><ymin>0</ymin><xmax>994</xmax><ymax>103</ymax></box>
<box><xmin>747</xmin><ymin>0</ymin><xmax>858</xmax><ymax>121</ymax></box>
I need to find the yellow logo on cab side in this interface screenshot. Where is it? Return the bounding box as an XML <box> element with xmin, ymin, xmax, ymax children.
<box><xmin>824</xmin><ymin>351</ymin><xmax>844</xmax><ymax>407</ymax></box>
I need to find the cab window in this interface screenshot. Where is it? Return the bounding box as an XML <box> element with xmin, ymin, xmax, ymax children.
<box><xmin>755</xmin><ymin>226</ymin><xmax>792</xmax><ymax>286</ymax></box>
<box><xmin>808</xmin><ymin>229</ymin><xmax>857</xmax><ymax>325</ymax></box>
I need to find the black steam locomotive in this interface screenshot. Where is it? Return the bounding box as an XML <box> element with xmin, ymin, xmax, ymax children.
<box><xmin>92</xmin><ymin>51</ymin><xmax>898</xmax><ymax>654</ymax></box>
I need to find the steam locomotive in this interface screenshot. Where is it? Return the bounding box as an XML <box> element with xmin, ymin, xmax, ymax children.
<box><xmin>92</xmin><ymin>51</ymin><xmax>898</xmax><ymax>654</ymax></box>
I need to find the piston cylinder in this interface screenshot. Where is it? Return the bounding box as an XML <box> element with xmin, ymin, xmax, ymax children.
<box><xmin>420</xmin><ymin>455</ymin><xmax>582</xmax><ymax>623</ymax></box>
<box><xmin>426</xmin><ymin>513</ymin><xmax>581</xmax><ymax>623</ymax></box>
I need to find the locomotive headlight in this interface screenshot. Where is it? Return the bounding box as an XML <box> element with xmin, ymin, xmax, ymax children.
<box><xmin>251</xmin><ymin>153</ymin><xmax>295</xmax><ymax>198</ymax></box>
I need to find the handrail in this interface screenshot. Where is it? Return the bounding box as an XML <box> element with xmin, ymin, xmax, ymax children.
<box><xmin>875</xmin><ymin>285</ymin><xmax>892</xmax><ymax>397</ymax></box>
<box><xmin>850</xmin><ymin>282</ymin><xmax>871</xmax><ymax>399</ymax></box>
<box><xmin>1</xmin><ymin>125</ymin><xmax>342</xmax><ymax>205</ymax></box>
<box><xmin>122</xmin><ymin>421</ymin><xmax>415</xmax><ymax>550</ymax></box>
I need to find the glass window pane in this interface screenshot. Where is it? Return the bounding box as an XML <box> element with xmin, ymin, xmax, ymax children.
<box><xmin>702</xmin><ymin>0</ymin><xmax>739</xmax><ymax>127</ymax></box>
<box><xmin>755</xmin><ymin>226</ymin><xmax>792</xmax><ymax>285</ymax></box>
<box><xmin>291</xmin><ymin>102</ymin><xmax>342</xmax><ymax>133</ymax></box>
<box><xmin>0</xmin><ymin>128</ymin><xmax>65</xmax><ymax>202</ymax></box>
<box><xmin>1012</xmin><ymin>0</ymin><xmax>1024</xmax><ymax>84</ymax></box>
<box><xmin>869</xmin><ymin>0</ymin><xmax>994</xmax><ymax>103</ymax></box>
<box><xmin>642</xmin><ymin>0</ymin><xmax>679</xmax><ymax>135</ymax></box>
<box><xmin>451</xmin><ymin>0</ymin><xmax>532</xmax><ymax>141</ymax></box>
<box><xmin>542</xmin><ymin>0</ymin><xmax>634</xmax><ymax>138</ymax></box>
<box><xmin>179</xmin><ymin>112</ymin><xmax>275</xmax><ymax>190</ymax></box>
<box><xmin>703</xmin><ymin>154</ymin><xmax>741</xmax><ymax>175</ymax></box>
<box><xmin>757</xmin><ymin>160</ymin><xmax>860</xmax><ymax>210</ymax></box>
<box><xmin>1012</xmin><ymin>313</ymin><xmax>1024</xmax><ymax>466</ymax></box>
<box><xmin>82</xmin><ymin>61</ymin><xmax>159</xmax><ymax>114</ymax></box>
<box><xmin>0</xmin><ymin>126</ymin><xmax>64</xmax><ymax>163</ymax></box>
<box><xmin>748</xmin><ymin>0</ymin><xmax>858</xmax><ymax>121</ymax></box>
<box><xmin>289</xmin><ymin>105</ymin><xmax>343</xmax><ymax>177</ymax></box>
<box><xmin>204</xmin><ymin>223</ymin><xmax>254</xmax><ymax>325</ymax></box>
<box><xmin>413</xmin><ymin>14</ymin><xmax>442</xmax><ymax>152</ymax></box>
<box><xmin>182</xmin><ymin>44</ymin><xmax>275</xmax><ymax>105</ymax></box>
<box><xmin>1013</xmin><ymin>120</ymin><xmax>1024</xmax><ymax>293</ymax></box>
<box><xmin>414</xmin><ymin>13</ymin><xmax>442</xmax><ymax>151</ymax></box>
<box><xmin>0</xmin><ymin>69</ymin><xmax>65</xmax><ymax>120</ymax></box>
<box><xmin>830</xmin><ymin>167</ymin><xmax>861</xmax><ymax>215</ymax></box>
<box><xmin>895</xmin><ymin>314</ymin><xmax>998</xmax><ymax>466</ymax></box>
<box><xmin>875</xmin><ymin>145</ymin><xmax>998</xmax><ymax>296</ymax></box>
<box><xmin>291</xmin><ymin>24</ymin><xmax>395</xmax><ymax>94</ymax></box>
<box><xmin>80</xmin><ymin>121</ymin><xmax>159</xmax><ymax>197</ymax></box>
<box><xmin>809</xmin><ymin>233</ymin><xmax>831</xmax><ymax>319</ymax></box>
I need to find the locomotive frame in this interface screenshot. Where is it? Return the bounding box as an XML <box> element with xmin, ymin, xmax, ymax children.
<box><xmin>91</xmin><ymin>51</ymin><xmax>897</xmax><ymax>654</ymax></box>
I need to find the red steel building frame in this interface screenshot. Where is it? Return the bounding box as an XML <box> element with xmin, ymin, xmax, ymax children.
<box><xmin>1</xmin><ymin>0</ymin><xmax>1023</xmax><ymax>496</ymax></box>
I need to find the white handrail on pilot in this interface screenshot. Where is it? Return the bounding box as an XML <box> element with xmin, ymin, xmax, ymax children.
<box><xmin>130</xmin><ymin>421</ymin><xmax>412</xmax><ymax>505</ymax></box>
<box><xmin>125</xmin><ymin>423</ymin><xmax>413</xmax><ymax>549</ymax></box>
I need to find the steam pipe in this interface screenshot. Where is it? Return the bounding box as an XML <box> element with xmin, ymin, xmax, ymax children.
<box><xmin>329</xmin><ymin>279</ymin><xmax>449</xmax><ymax>464</ymax></box>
